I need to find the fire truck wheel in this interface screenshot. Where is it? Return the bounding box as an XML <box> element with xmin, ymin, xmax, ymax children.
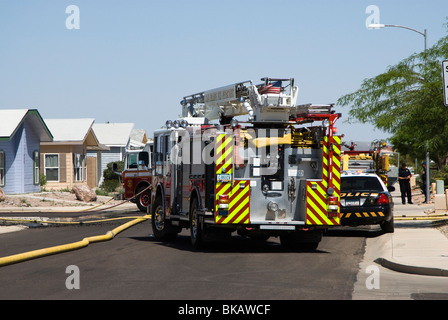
<box><xmin>136</xmin><ymin>189</ymin><xmax>151</xmax><ymax>212</ymax></box>
<box><xmin>189</xmin><ymin>198</ymin><xmax>204</xmax><ymax>249</ymax></box>
<box><xmin>151</xmin><ymin>197</ymin><xmax>177</xmax><ymax>241</ymax></box>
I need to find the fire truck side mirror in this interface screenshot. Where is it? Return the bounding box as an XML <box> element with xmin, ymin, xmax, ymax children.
<box><xmin>112</xmin><ymin>163</ymin><xmax>118</xmax><ymax>172</ymax></box>
<box><xmin>138</xmin><ymin>151</ymin><xmax>149</xmax><ymax>167</ymax></box>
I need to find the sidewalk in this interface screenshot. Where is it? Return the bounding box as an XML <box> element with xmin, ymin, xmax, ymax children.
<box><xmin>373</xmin><ymin>188</ymin><xmax>448</xmax><ymax>277</ymax></box>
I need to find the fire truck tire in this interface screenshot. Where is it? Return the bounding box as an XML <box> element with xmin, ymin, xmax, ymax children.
<box><xmin>151</xmin><ymin>197</ymin><xmax>177</xmax><ymax>241</ymax></box>
<box><xmin>189</xmin><ymin>198</ymin><xmax>204</xmax><ymax>249</ymax></box>
<box><xmin>136</xmin><ymin>189</ymin><xmax>151</xmax><ymax>212</ymax></box>
<box><xmin>280</xmin><ymin>230</ymin><xmax>321</xmax><ymax>251</ymax></box>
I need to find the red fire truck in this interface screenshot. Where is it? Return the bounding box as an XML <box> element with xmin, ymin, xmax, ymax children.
<box><xmin>119</xmin><ymin>142</ymin><xmax>153</xmax><ymax>212</ymax></box>
<box><xmin>148</xmin><ymin>78</ymin><xmax>342</xmax><ymax>249</ymax></box>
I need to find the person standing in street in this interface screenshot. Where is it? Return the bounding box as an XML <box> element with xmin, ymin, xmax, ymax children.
<box><xmin>399</xmin><ymin>163</ymin><xmax>413</xmax><ymax>205</ymax></box>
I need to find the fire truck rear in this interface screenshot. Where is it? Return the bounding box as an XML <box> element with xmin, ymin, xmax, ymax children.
<box><xmin>341</xmin><ymin>140</ymin><xmax>398</xmax><ymax>187</ymax></box>
<box><xmin>151</xmin><ymin>78</ymin><xmax>342</xmax><ymax>249</ymax></box>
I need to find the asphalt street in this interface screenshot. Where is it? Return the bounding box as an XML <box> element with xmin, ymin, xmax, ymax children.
<box><xmin>0</xmin><ymin>220</ymin><xmax>366</xmax><ymax>300</ymax></box>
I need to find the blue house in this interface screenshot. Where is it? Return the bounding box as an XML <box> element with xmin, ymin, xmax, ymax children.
<box><xmin>0</xmin><ymin>109</ymin><xmax>53</xmax><ymax>194</ymax></box>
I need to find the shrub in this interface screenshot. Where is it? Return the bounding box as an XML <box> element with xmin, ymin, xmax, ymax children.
<box><xmin>100</xmin><ymin>161</ymin><xmax>123</xmax><ymax>193</ymax></box>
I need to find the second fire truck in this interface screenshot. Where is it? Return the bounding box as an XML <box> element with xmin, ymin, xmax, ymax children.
<box><xmin>149</xmin><ymin>78</ymin><xmax>342</xmax><ymax>249</ymax></box>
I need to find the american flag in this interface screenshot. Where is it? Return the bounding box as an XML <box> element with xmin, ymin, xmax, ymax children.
<box><xmin>258</xmin><ymin>81</ymin><xmax>281</xmax><ymax>94</ymax></box>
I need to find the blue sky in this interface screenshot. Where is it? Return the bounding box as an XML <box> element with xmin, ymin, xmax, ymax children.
<box><xmin>1</xmin><ymin>0</ymin><xmax>447</xmax><ymax>143</ymax></box>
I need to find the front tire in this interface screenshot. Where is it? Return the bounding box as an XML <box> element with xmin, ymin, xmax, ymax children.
<box><xmin>136</xmin><ymin>189</ymin><xmax>151</xmax><ymax>212</ymax></box>
<box><xmin>151</xmin><ymin>196</ymin><xmax>177</xmax><ymax>241</ymax></box>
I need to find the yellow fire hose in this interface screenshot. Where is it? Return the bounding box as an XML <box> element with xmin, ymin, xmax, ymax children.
<box><xmin>73</xmin><ymin>185</ymin><xmax>152</xmax><ymax>213</ymax></box>
<box><xmin>0</xmin><ymin>186</ymin><xmax>154</xmax><ymax>267</ymax></box>
<box><xmin>0</xmin><ymin>215</ymin><xmax>151</xmax><ymax>267</ymax></box>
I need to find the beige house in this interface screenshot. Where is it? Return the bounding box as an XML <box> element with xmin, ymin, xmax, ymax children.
<box><xmin>40</xmin><ymin>118</ymin><xmax>108</xmax><ymax>190</ymax></box>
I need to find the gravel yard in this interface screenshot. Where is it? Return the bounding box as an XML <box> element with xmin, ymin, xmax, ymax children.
<box><xmin>0</xmin><ymin>191</ymin><xmax>120</xmax><ymax>208</ymax></box>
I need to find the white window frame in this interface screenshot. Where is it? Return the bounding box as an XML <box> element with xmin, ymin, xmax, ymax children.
<box><xmin>0</xmin><ymin>151</ymin><xmax>5</xmax><ymax>187</ymax></box>
<box><xmin>44</xmin><ymin>153</ymin><xmax>59</xmax><ymax>182</ymax></box>
<box><xmin>73</xmin><ymin>153</ymin><xmax>86</xmax><ymax>182</ymax></box>
<box><xmin>33</xmin><ymin>151</ymin><xmax>40</xmax><ymax>185</ymax></box>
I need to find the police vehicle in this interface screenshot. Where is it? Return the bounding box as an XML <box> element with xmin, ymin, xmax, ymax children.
<box><xmin>340</xmin><ymin>171</ymin><xmax>394</xmax><ymax>233</ymax></box>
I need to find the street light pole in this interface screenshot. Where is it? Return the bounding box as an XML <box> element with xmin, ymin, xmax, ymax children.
<box><xmin>368</xmin><ymin>23</ymin><xmax>430</xmax><ymax>203</ymax></box>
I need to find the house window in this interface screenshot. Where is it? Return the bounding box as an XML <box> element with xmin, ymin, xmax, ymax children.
<box><xmin>73</xmin><ymin>154</ymin><xmax>86</xmax><ymax>182</ymax></box>
<box><xmin>45</xmin><ymin>154</ymin><xmax>59</xmax><ymax>181</ymax></box>
<box><xmin>33</xmin><ymin>151</ymin><xmax>40</xmax><ymax>185</ymax></box>
<box><xmin>0</xmin><ymin>151</ymin><xmax>5</xmax><ymax>187</ymax></box>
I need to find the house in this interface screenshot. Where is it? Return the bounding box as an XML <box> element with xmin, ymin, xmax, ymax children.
<box><xmin>40</xmin><ymin>118</ymin><xmax>108</xmax><ymax>190</ymax></box>
<box><xmin>129</xmin><ymin>129</ymin><xmax>149</xmax><ymax>150</ymax></box>
<box><xmin>0</xmin><ymin>109</ymin><xmax>53</xmax><ymax>194</ymax></box>
<box><xmin>88</xmin><ymin>122</ymin><xmax>134</xmax><ymax>186</ymax></box>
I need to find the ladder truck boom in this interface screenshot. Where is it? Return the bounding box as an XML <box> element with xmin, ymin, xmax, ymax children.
<box><xmin>181</xmin><ymin>78</ymin><xmax>299</xmax><ymax>122</ymax></box>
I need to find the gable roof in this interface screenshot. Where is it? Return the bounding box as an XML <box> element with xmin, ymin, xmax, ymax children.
<box><xmin>44</xmin><ymin>118</ymin><xmax>95</xmax><ymax>142</ymax></box>
<box><xmin>92</xmin><ymin>123</ymin><xmax>134</xmax><ymax>147</ymax></box>
<box><xmin>129</xmin><ymin>129</ymin><xmax>150</xmax><ymax>149</ymax></box>
<box><xmin>0</xmin><ymin>109</ymin><xmax>53</xmax><ymax>142</ymax></box>
<box><xmin>41</xmin><ymin>118</ymin><xmax>108</xmax><ymax>151</ymax></box>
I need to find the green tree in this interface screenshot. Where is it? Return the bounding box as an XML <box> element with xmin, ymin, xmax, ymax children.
<box><xmin>338</xmin><ymin>21</ymin><xmax>448</xmax><ymax>169</ymax></box>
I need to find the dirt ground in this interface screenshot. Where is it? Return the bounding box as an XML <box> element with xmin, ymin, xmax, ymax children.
<box><xmin>0</xmin><ymin>191</ymin><xmax>123</xmax><ymax>208</ymax></box>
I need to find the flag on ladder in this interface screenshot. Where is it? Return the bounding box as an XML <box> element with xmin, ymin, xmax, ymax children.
<box><xmin>258</xmin><ymin>81</ymin><xmax>281</xmax><ymax>94</ymax></box>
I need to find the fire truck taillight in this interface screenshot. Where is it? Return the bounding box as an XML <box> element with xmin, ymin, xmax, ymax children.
<box><xmin>218</xmin><ymin>194</ymin><xmax>230</xmax><ymax>207</ymax></box>
<box><xmin>218</xmin><ymin>194</ymin><xmax>230</xmax><ymax>216</ymax></box>
<box><xmin>327</xmin><ymin>195</ymin><xmax>339</xmax><ymax>216</ymax></box>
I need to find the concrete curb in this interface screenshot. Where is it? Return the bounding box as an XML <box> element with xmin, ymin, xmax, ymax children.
<box><xmin>375</xmin><ymin>257</ymin><xmax>448</xmax><ymax>277</ymax></box>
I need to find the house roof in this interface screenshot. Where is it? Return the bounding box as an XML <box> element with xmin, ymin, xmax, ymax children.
<box><xmin>42</xmin><ymin>118</ymin><xmax>108</xmax><ymax>150</ymax></box>
<box><xmin>129</xmin><ymin>129</ymin><xmax>149</xmax><ymax>149</ymax></box>
<box><xmin>92</xmin><ymin>123</ymin><xmax>134</xmax><ymax>147</ymax></box>
<box><xmin>0</xmin><ymin>109</ymin><xmax>53</xmax><ymax>142</ymax></box>
<box><xmin>44</xmin><ymin>118</ymin><xmax>95</xmax><ymax>142</ymax></box>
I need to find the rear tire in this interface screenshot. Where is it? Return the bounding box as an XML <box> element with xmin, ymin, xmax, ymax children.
<box><xmin>380</xmin><ymin>216</ymin><xmax>395</xmax><ymax>233</ymax></box>
<box><xmin>190</xmin><ymin>198</ymin><xmax>205</xmax><ymax>249</ymax></box>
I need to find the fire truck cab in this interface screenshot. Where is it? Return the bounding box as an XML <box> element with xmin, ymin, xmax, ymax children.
<box><xmin>120</xmin><ymin>142</ymin><xmax>153</xmax><ymax>212</ymax></box>
<box><xmin>150</xmin><ymin>78</ymin><xmax>342</xmax><ymax>250</ymax></box>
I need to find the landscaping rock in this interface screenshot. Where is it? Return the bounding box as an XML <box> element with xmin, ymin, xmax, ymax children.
<box><xmin>72</xmin><ymin>184</ymin><xmax>97</xmax><ymax>202</ymax></box>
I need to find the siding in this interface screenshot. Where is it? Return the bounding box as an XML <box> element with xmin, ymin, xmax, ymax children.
<box><xmin>0</xmin><ymin>121</ymin><xmax>41</xmax><ymax>194</ymax></box>
<box><xmin>23</xmin><ymin>120</ymin><xmax>41</xmax><ymax>193</ymax></box>
<box><xmin>88</xmin><ymin>147</ymin><xmax>124</xmax><ymax>186</ymax></box>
